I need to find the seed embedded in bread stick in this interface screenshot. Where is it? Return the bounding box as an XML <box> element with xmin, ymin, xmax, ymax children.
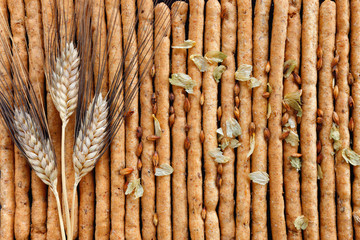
<box><xmin>171</xmin><ymin>2</ymin><xmax>189</xmax><ymax>239</ymax></box>
<box><xmin>203</xmin><ymin>0</ymin><xmax>221</xmax><ymax>239</ymax></box>
<box><xmin>218</xmin><ymin>0</ymin><xmax>237</xmax><ymax>238</ymax></box>
<box><xmin>267</xmin><ymin>0</ymin><xmax>288</xmax><ymax>238</ymax></box>
<box><xmin>8</xmin><ymin>0</ymin><xmax>30</xmax><ymax>238</ymax></box>
<box><xmin>235</xmin><ymin>0</ymin><xmax>253</xmax><ymax>238</ymax></box>
<box><xmin>251</xmin><ymin>0</ymin><xmax>271</xmax><ymax>238</ymax></box>
<box><xmin>283</xmin><ymin>0</ymin><xmax>302</xmax><ymax>238</ymax></box>
<box><xmin>335</xmin><ymin>0</ymin><xmax>353</xmax><ymax>238</ymax></box>
<box><xmin>301</xmin><ymin>0</ymin><xmax>320</xmax><ymax>238</ymax></box>
<box><xmin>319</xmin><ymin>1</ymin><xmax>337</xmax><ymax>239</ymax></box>
<box><xmin>187</xmin><ymin>0</ymin><xmax>205</xmax><ymax>239</ymax></box>
<box><xmin>121</xmin><ymin>0</ymin><xmax>141</xmax><ymax>238</ymax></box>
<box><xmin>351</xmin><ymin>0</ymin><xmax>360</xmax><ymax>238</ymax></box>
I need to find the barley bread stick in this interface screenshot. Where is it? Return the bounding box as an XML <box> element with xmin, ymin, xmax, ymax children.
<box><xmin>8</xmin><ymin>0</ymin><xmax>31</xmax><ymax>238</ymax></box>
<box><xmin>351</xmin><ymin>0</ymin><xmax>360</xmax><ymax>237</ymax></box>
<box><xmin>138</xmin><ymin>0</ymin><xmax>155</xmax><ymax>239</ymax></box>
<box><xmin>283</xmin><ymin>0</ymin><xmax>302</xmax><ymax>238</ymax></box>
<box><xmin>251</xmin><ymin>0</ymin><xmax>271</xmax><ymax>238</ymax></box>
<box><xmin>121</xmin><ymin>0</ymin><xmax>141</xmax><ymax>238</ymax></box>
<box><xmin>335</xmin><ymin>0</ymin><xmax>353</xmax><ymax>238</ymax></box>
<box><xmin>0</xmin><ymin>1</ymin><xmax>14</xmax><ymax>239</ymax></box>
<box><xmin>24</xmin><ymin>0</ymin><xmax>48</xmax><ymax>236</ymax></box>
<box><xmin>267</xmin><ymin>0</ymin><xmax>288</xmax><ymax>239</ymax></box>
<box><xmin>203</xmin><ymin>0</ymin><xmax>221</xmax><ymax>239</ymax></box>
<box><xmin>187</xmin><ymin>0</ymin><xmax>205</xmax><ymax>239</ymax></box>
<box><xmin>235</xmin><ymin>0</ymin><xmax>252</xmax><ymax>238</ymax></box>
<box><xmin>318</xmin><ymin>1</ymin><xmax>337</xmax><ymax>239</ymax></box>
<box><xmin>154</xmin><ymin>4</ymin><xmax>171</xmax><ymax>239</ymax></box>
<box><xmin>105</xmin><ymin>0</ymin><xmax>125</xmax><ymax>239</ymax></box>
<box><xmin>42</xmin><ymin>1</ymin><xmax>60</xmax><ymax>239</ymax></box>
<box><xmin>171</xmin><ymin>2</ymin><xmax>188</xmax><ymax>239</ymax></box>
<box><xmin>300</xmin><ymin>0</ymin><xmax>320</xmax><ymax>238</ymax></box>
<box><xmin>219</xmin><ymin>0</ymin><xmax>237</xmax><ymax>239</ymax></box>
<box><xmin>91</xmin><ymin>0</ymin><xmax>111</xmax><ymax>238</ymax></box>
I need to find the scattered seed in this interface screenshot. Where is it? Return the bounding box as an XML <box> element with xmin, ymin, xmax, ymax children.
<box><xmin>316</xmin><ymin>117</ymin><xmax>323</xmax><ymax>125</ymax></box>
<box><xmin>137</xmin><ymin>159</ymin><xmax>142</xmax><ymax>171</ymax></box>
<box><xmin>153</xmin><ymin>213</ymin><xmax>158</xmax><ymax>226</ymax></box>
<box><xmin>234</xmin><ymin>107</ymin><xmax>240</xmax><ymax>120</ymax></box>
<box><xmin>120</xmin><ymin>168</ymin><xmax>134</xmax><ymax>175</ymax></box>
<box><xmin>169</xmin><ymin>114</ymin><xmax>175</xmax><ymax>127</ymax></box>
<box><xmin>124</xmin><ymin>181</ymin><xmax>129</xmax><ymax>191</ymax></box>
<box><xmin>169</xmin><ymin>92</ymin><xmax>175</xmax><ymax>102</ymax></box>
<box><xmin>136</xmin><ymin>142</ymin><xmax>143</xmax><ymax>157</ymax></box>
<box><xmin>185</xmin><ymin>124</ymin><xmax>190</xmax><ymax>132</ymax></box>
<box><xmin>333</xmin><ymin>85</ymin><xmax>339</xmax><ymax>100</ymax></box>
<box><xmin>234</xmin><ymin>83</ymin><xmax>240</xmax><ymax>96</ymax></box>
<box><xmin>249</xmin><ymin>122</ymin><xmax>256</xmax><ymax>135</ymax></box>
<box><xmin>235</xmin><ymin>96</ymin><xmax>240</xmax><ymax>107</ymax></box>
<box><xmin>332</xmin><ymin>66</ymin><xmax>338</xmax><ymax>80</ymax></box>
<box><xmin>282</xmin><ymin>113</ymin><xmax>289</xmax><ymax>126</ymax></box>
<box><xmin>264</xmin><ymin>128</ymin><xmax>270</xmax><ymax>141</ymax></box>
<box><xmin>151</xmin><ymin>93</ymin><xmax>157</xmax><ymax>104</ymax></box>
<box><xmin>282</xmin><ymin>101</ymin><xmax>291</xmax><ymax>112</ymax></box>
<box><xmin>331</xmin><ymin>54</ymin><xmax>339</xmax><ymax>68</ymax></box>
<box><xmin>184</xmin><ymin>97</ymin><xmax>191</xmax><ymax>112</ymax></box>
<box><xmin>170</xmin><ymin>106</ymin><xmax>175</xmax><ymax>114</ymax></box>
<box><xmin>349</xmin><ymin>117</ymin><xmax>354</xmax><ymax>132</ymax></box>
<box><xmin>152</xmin><ymin>103</ymin><xmax>157</xmax><ymax>114</ymax></box>
<box><xmin>200</xmin><ymin>130</ymin><xmax>205</xmax><ymax>143</ymax></box>
<box><xmin>317</xmin><ymin>46</ymin><xmax>323</xmax><ymax>59</ymax></box>
<box><xmin>147</xmin><ymin>135</ymin><xmax>161</xmax><ymax>141</ymax></box>
<box><xmin>348</xmin><ymin>73</ymin><xmax>354</xmax><ymax>85</ymax></box>
<box><xmin>291</xmin><ymin>153</ymin><xmax>302</xmax><ymax>158</ymax></box>
<box><xmin>217</xmin><ymin>106</ymin><xmax>222</xmax><ymax>121</ymax></box>
<box><xmin>262</xmin><ymin>92</ymin><xmax>270</xmax><ymax>99</ymax></box>
<box><xmin>317</xmin><ymin>154</ymin><xmax>323</xmax><ymax>164</ymax></box>
<box><xmin>185</xmin><ymin>137</ymin><xmax>191</xmax><ymax>150</ymax></box>
<box><xmin>201</xmin><ymin>207</ymin><xmax>206</xmax><ymax>220</ymax></box>
<box><xmin>153</xmin><ymin>151</ymin><xmax>159</xmax><ymax>167</ymax></box>
<box><xmin>293</xmin><ymin>72</ymin><xmax>301</xmax><ymax>85</ymax></box>
<box><xmin>217</xmin><ymin>175</ymin><xmax>222</xmax><ymax>188</ymax></box>
<box><xmin>317</xmin><ymin>109</ymin><xmax>323</xmax><ymax>118</ymax></box>
<box><xmin>265</xmin><ymin>61</ymin><xmax>271</xmax><ymax>73</ymax></box>
<box><xmin>296</xmin><ymin>116</ymin><xmax>302</xmax><ymax>124</ymax></box>
<box><xmin>349</xmin><ymin>96</ymin><xmax>354</xmax><ymax>108</ymax></box>
<box><xmin>333</xmin><ymin>112</ymin><xmax>339</xmax><ymax>125</ymax></box>
<box><xmin>317</xmin><ymin>140</ymin><xmax>322</xmax><ymax>154</ymax></box>
<box><xmin>280</xmin><ymin>131</ymin><xmax>290</xmax><ymax>140</ymax></box>
<box><xmin>125</xmin><ymin>109</ymin><xmax>135</xmax><ymax>118</ymax></box>
<box><xmin>151</xmin><ymin>65</ymin><xmax>156</xmax><ymax>77</ymax></box>
<box><xmin>200</xmin><ymin>92</ymin><xmax>204</xmax><ymax>106</ymax></box>
<box><xmin>217</xmin><ymin>164</ymin><xmax>223</xmax><ymax>175</ymax></box>
<box><xmin>136</xmin><ymin>126</ymin><xmax>143</xmax><ymax>139</ymax></box>
<box><xmin>317</xmin><ymin>58</ymin><xmax>322</xmax><ymax>70</ymax></box>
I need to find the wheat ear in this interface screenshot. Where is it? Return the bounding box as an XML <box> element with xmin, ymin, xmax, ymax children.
<box><xmin>13</xmin><ymin>108</ymin><xmax>66</xmax><ymax>240</ymax></box>
<box><xmin>70</xmin><ymin>94</ymin><xmax>108</xmax><ymax>236</ymax></box>
<box><xmin>49</xmin><ymin>41</ymin><xmax>80</xmax><ymax>239</ymax></box>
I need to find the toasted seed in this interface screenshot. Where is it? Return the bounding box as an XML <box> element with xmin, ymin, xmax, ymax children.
<box><xmin>262</xmin><ymin>92</ymin><xmax>270</xmax><ymax>99</ymax></box>
<box><xmin>200</xmin><ymin>130</ymin><xmax>205</xmax><ymax>143</ymax></box>
<box><xmin>317</xmin><ymin>58</ymin><xmax>322</xmax><ymax>70</ymax></box>
<box><xmin>349</xmin><ymin>96</ymin><xmax>354</xmax><ymax>108</ymax></box>
<box><xmin>124</xmin><ymin>181</ymin><xmax>129</xmax><ymax>191</ymax></box>
<box><xmin>151</xmin><ymin>65</ymin><xmax>156</xmax><ymax>77</ymax></box>
<box><xmin>234</xmin><ymin>83</ymin><xmax>240</xmax><ymax>96</ymax></box>
<box><xmin>153</xmin><ymin>151</ymin><xmax>159</xmax><ymax>167</ymax></box>
<box><xmin>282</xmin><ymin>113</ymin><xmax>289</xmax><ymax>126</ymax></box>
<box><xmin>200</xmin><ymin>92</ymin><xmax>205</xmax><ymax>106</ymax></box>
<box><xmin>316</xmin><ymin>124</ymin><xmax>322</xmax><ymax>132</ymax></box>
<box><xmin>317</xmin><ymin>45</ymin><xmax>323</xmax><ymax>58</ymax></box>
<box><xmin>331</xmin><ymin>54</ymin><xmax>339</xmax><ymax>68</ymax></box>
<box><xmin>152</xmin><ymin>103</ymin><xmax>157</xmax><ymax>114</ymax></box>
<box><xmin>184</xmin><ymin>97</ymin><xmax>191</xmax><ymax>112</ymax></box>
<box><xmin>333</xmin><ymin>112</ymin><xmax>339</xmax><ymax>125</ymax></box>
<box><xmin>153</xmin><ymin>213</ymin><xmax>158</xmax><ymax>226</ymax></box>
<box><xmin>126</xmin><ymin>109</ymin><xmax>135</xmax><ymax>118</ymax></box>
<box><xmin>296</xmin><ymin>116</ymin><xmax>302</xmax><ymax>124</ymax></box>
<box><xmin>201</xmin><ymin>207</ymin><xmax>206</xmax><ymax>220</ymax></box>
<box><xmin>185</xmin><ymin>137</ymin><xmax>191</xmax><ymax>150</ymax></box>
<box><xmin>317</xmin><ymin>154</ymin><xmax>323</xmax><ymax>164</ymax></box>
<box><xmin>349</xmin><ymin>117</ymin><xmax>354</xmax><ymax>132</ymax></box>
<box><xmin>151</xmin><ymin>93</ymin><xmax>157</xmax><ymax>104</ymax></box>
<box><xmin>332</xmin><ymin>66</ymin><xmax>338</xmax><ymax>79</ymax></box>
<box><xmin>291</xmin><ymin>153</ymin><xmax>302</xmax><ymax>158</ymax></box>
<box><xmin>217</xmin><ymin>175</ymin><xmax>222</xmax><ymax>188</ymax></box>
<box><xmin>250</xmin><ymin>122</ymin><xmax>256</xmax><ymax>135</ymax></box>
<box><xmin>282</xmin><ymin>101</ymin><xmax>291</xmax><ymax>112</ymax></box>
<box><xmin>280</xmin><ymin>131</ymin><xmax>290</xmax><ymax>140</ymax></box>
<box><xmin>348</xmin><ymin>73</ymin><xmax>354</xmax><ymax>85</ymax></box>
<box><xmin>317</xmin><ymin>140</ymin><xmax>322</xmax><ymax>154</ymax></box>
<box><xmin>147</xmin><ymin>135</ymin><xmax>161</xmax><ymax>141</ymax></box>
<box><xmin>120</xmin><ymin>167</ymin><xmax>134</xmax><ymax>175</ymax></box>
<box><xmin>185</xmin><ymin>124</ymin><xmax>190</xmax><ymax>132</ymax></box>
<box><xmin>264</xmin><ymin>128</ymin><xmax>270</xmax><ymax>141</ymax></box>
<box><xmin>235</xmin><ymin>96</ymin><xmax>240</xmax><ymax>108</ymax></box>
<box><xmin>293</xmin><ymin>72</ymin><xmax>301</xmax><ymax>85</ymax></box>
<box><xmin>317</xmin><ymin>109</ymin><xmax>324</xmax><ymax>118</ymax></box>
<box><xmin>170</xmin><ymin>106</ymin><xmax>175</xmax><ymax>114</ymax></box>
<box><xmin>217</xmin><ymin>106</ymin><xmax>222</xmax><ymax>121</ymax></box>
<box><xmin>234</xmin><ymin>107</ymin><xmax>240</xmax><ymax>120</ymax></box>
<box><xmin>316</xmin><ymin>117</ymin><xmax>323</xmax><ymax>125</ymax></box>
<box><xmin>136</xmin><ymin>126</ymin><xmax>143</xmax><ymax>139</ymax></box>
<box><xmin>217</xmin><ymin>164</ymin><xmax>223</xmax><ymax>175</ymax></box>
<box><xmin>169</xmin><ymin>114</ymin><xmax>175</xmax><ymax>127</ymax></box>
<box><xmin>169</xmin><ymin>92</ymin><xmax>175</xmax><ymax>102</ymax></box>
<box><xmin>333</xmin><ymin>85</ymin><xmax>339</xmax><ymax>100</ymax></box>
<box><xmin>137</xmin><ymin>159</ymin><xmax>143</xmax><ymax>171</ymax></box>
<box><xmin>136</xmin><ymin>142</ymin><xmax>143</xmax><ymax>157</ymax></box>
<box><xmin>266</xmin><ymin>61</ymin><xmax>271</xmax><ymax>73</ymax></box>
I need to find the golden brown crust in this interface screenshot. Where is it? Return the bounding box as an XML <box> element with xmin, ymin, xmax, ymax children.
<box><xmin>171</xmin><ymin>2</ymin><xmax>189</xmax><ymax>239</ymax></box>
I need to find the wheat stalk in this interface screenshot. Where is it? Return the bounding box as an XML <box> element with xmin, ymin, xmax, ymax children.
<box><xmin>13</xmin><ymin>107</ymin><xmax>66</xmax><ymax>240</ymax></box>
<box><xmin>50</xmin><ymin>42</ymin><xmax>80</xmax><ymax>123</ymax></box>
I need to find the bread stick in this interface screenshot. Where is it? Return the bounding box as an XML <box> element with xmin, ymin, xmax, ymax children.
<box><xmin>267</xmin><ymin>0</ymin><xmax>288</xmax><ymax>239</ymax></box>
<box><xmin>8</xmin><ymin>0</ymin><xmax>30</xmax><ymax>238</ymax></box>
<box><xmin>283</xmin><ymin>0</ymin><xmax>302</xmax><ymax>238</ymax></box>
<box><xmin>171</xmin><ymin>2</ymin><xmax>188</xmax><ymax>239</ymax></box>
<box><xmin>335</xmin><ymin>0</ymin><xmax>353</xmax><ymax>238</ymax></box>
<box><xmin>236</xmin><ymin>0</ymin><xmax>252</xmax><ymax>238</ymax></box>
<box><xmin>91</xmin><ymin>0</ymin><xmax>110</xmax><ymax>238</ymax></box>
<box><xmin>203</xmin><ymin>0</ymin><xmax>221</xmax><ymax>239</ymax></box>
<box><xmin>251</xmin><ymin>0</ymin><xmax>271</xmax><ymax>238</ymax></box>
<box><xmin>301</xmin><ymin>0</ymin><xmax>320</xmax><ymax>238</ymax></box>
<box><xmin>121</xmin><ymin>0</ymin><xmax>141</xmax><ymax>237</ymax></box>
<box><xmin>319</xmin><ymin>1</ymin><xmax>337</xmax><ymax>239</ymax></box>
<box><xmin>187</xmin><ymin>0</ymin><xmax>205</xmax><ymax>239</ymax></box>
<box><xmin>351</xmin><ymin>0</ymin><xmax>360</xmax><ymax>238</ymax></box>
<box><xmin>0</xmin><ymin>2</ymin><xmax>14</xmax><ymax>239</ymax></box>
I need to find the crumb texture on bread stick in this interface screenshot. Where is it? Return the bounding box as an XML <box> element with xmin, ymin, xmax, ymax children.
<box><xmin>267</xmin><ymin>0</ymin><xmax>288</xmax><ymax>239</ymax></box>
<box><xmin>251</xmin><ymin>0</ymin><xmax>271</xmax><ymax>238</ymax></box>
<box><xmin>301</xmin><ymin>0</ymin><xmax>320</xmax><ymax>238</ymax></box>
<box><xmin>187</xmin><ymin>0</ymin><xmax>205</xmax><ymax>239</ymax></box>
<box><xmin>171</xmin><ymin>2</ymin><xmax>189</xmax><ymax>239</ymax></box>
<box><xmin>319</xmin><ymin>1</ymin><xmax>337</xmax><ymax>239</ymax></box>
